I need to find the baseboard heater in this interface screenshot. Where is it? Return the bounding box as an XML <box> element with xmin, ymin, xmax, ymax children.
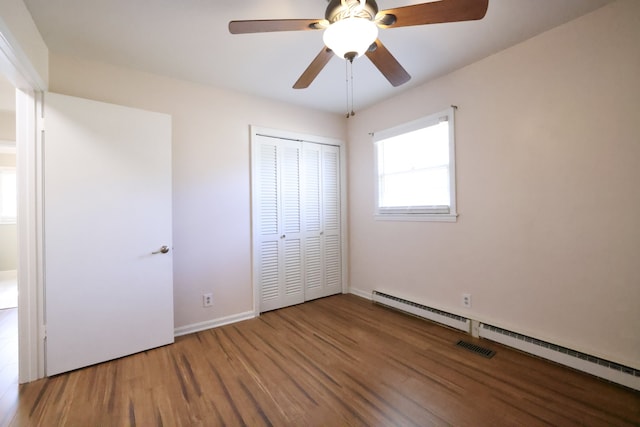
<box><xmin>480</xmin><ymin>323</ymin><xmax>640</xmax><ymax>391</ymax></box>
<box><xmin>372</xmin><ymin>291</ymin><xmax>470</xmax><ymax>332</ymax></box>
<box><xmin>370</xmin><ymin>290</ymin><xmax>639</xmax><ymax>391</ymax></box>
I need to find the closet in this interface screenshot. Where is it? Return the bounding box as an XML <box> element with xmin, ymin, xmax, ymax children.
<box><xmin>251</xmin><ymin>128</ymin><xmax>344</xmax><ymax>313</ymax></box>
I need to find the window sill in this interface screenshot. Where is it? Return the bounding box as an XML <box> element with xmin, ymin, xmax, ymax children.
<box><xmin>374</xmin><ymin>213</ymin><xmax>458</xmax><ymax>222</ymax></box>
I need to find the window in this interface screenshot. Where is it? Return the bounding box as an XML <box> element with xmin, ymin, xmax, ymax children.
<box><xmin>374</xmin><ymin>107</ymin><xmax>457</xmax><ymax>221</ymax></box>
<box><xmin>0</xmin><ymin>167</ymin><xmax>17</xmax><ymax>224</ymax></box>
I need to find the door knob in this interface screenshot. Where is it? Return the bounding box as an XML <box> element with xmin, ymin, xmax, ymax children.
<box><xmin>152</xmin><ymin>245</ymin><xmax>170</xmax><ymax>254</ymax></box>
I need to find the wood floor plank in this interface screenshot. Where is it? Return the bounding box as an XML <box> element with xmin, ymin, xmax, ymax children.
<box><xmin>2</xmin><ymin>294</ymin><xmax>640</xmax><ymax>426</ymax></box>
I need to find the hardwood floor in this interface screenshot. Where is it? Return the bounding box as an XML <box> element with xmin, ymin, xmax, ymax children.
<box><xmin>4</xmin><ymin>294</ymin><xmax>640</xmax><ymax>426</ymax></box>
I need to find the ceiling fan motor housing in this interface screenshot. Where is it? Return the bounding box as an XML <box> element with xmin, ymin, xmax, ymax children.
<box><xmin>325</xmin><ymin>0</ymin><xmax>379</xmax><ymax>23</ymax></box>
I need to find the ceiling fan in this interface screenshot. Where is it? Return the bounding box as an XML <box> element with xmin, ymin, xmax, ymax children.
<box><xmin>229</xmin><ymin>0</ymin><xmax>489</xmax><ymax>89</ymax></box>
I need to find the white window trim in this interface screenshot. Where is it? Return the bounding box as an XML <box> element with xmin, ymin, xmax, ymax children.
<box><xmin>373</xmin><ymin>107</ymin><xmax>458</xmax><ymax>222</ymax></box>
<box><xmin>375</xmin><ymin>212</ymin><xmax>458</xmax><ymax>222</ymax></box>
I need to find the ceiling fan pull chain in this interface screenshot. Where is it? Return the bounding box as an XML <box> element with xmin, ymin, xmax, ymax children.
<box><xmin>345</xmin><ymin>59</ymin><xmax>350</xmax><ymax>118</ymax></box>
<box><xmin>350</xmin><ymin>59</ymin><xmax>356</xmax><ymax>117</ymax></box>
<box><xmin>344</xmin><ymin>58</ymin><xmax>355</xmax><ymax>118</ymax></box>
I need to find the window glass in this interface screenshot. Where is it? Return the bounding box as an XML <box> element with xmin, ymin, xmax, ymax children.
<box><xmin>374</xmin><ymin>108</ymin><xmax>457</xmax><ymax>221</ymax></box>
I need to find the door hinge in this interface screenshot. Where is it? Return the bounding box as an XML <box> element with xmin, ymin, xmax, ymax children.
<box><xmin>40</xmin><ymin>325</ymin><xmax>47</xmax><ymax>341</ymax></box>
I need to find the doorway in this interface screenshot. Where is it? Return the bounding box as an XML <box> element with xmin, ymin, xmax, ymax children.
<box><xmin>0</xmin><ymin>6</ymin><xmax>48</xmax><ymax>385</ymax></box>
<box><xmin>0</xmin><ymin>72</ymin><xmax>18</xmax><ymax>411</ymax></box>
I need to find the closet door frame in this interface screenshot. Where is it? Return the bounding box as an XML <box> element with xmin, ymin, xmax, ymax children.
<box><xmin>250</xmin><ymin>126</ymin><xmax>347</xmax><ymax>316</ymax></box>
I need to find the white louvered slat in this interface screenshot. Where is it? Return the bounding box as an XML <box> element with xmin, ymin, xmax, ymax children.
<box><xmin>303</xmin><ymin>146</ymin><xmax>321</xmax><ymax>233</ymax></box>
<box><xmin>323</xmin><ymin>148</ymin><xmax>340</xmax><ymax>231</ymax></box>
<box><xmin>282</xmin><ymin>145</ymin><xmax>301</xmax><ymax>235</ymax></box>
<box><xmin>324</xmin><ymin>235</ymin><xmax>342</xmax><ymax>290</ymax></box>
<box><xmin>304</xmin><ymin>236</ymin><xmax>322</xmax><ymax>291</ymax></box>
<box><xmin>284</xmin><ymin>239</ymin><xmax>303</xmax><ymax>296</ymax></box>
<box><xmin>259</xmin><ymin>144</ymin><xmax>278</xmax><ymax>236</ymax></box>
<box><xmin>260</xmin><ymin>241</ymin><xmax>280</xmax><ymax>302</ymax></box>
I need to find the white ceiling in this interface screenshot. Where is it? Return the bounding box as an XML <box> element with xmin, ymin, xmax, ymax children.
<box><xmin>23</xmin><ymin>0</ymin><xmax>615</xmax><ymax>114</ymax></box>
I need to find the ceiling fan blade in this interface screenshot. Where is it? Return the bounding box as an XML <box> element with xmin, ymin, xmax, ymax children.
<box><xmin>377</xmin><ymin>0</ymin><xmax>488</xmax><ymax>28</ymax></box>
<box><xmin>365</xmin><ymin>39</ymin><xmax>411</xmax><ymax>87</ymax></box>
<box><xmin>229</xmin><ymin>19</ymin><xmax>328</xmax><ymax>34</ymax></box>
<box><xmin>293</xmin><ymin>47</ymin><xmax>334</xmax><ymax>89</ymax></box>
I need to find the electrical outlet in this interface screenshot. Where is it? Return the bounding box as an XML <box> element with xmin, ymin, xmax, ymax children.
<box><xmin>462</xmin><ymin>293</ymin><xmax>472</xmax><ymax>308</ymax></box>
<box><xmin>203</xmin><ymin>293</ymin><xmax>213</xmax><ymax>307</ymax></box>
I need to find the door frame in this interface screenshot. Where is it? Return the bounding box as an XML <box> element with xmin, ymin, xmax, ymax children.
<box><xmin>0</xmin><ymin>19</ymin><xmax>47</xmax><ymax>382</ymax></box>
<box><xmin>250</xmin><ymin>125</ymin><xmax>348</xmax><ymax>316</ymax></box>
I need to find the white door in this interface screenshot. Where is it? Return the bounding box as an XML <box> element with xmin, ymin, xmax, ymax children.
<box><xmin>253</xmin><ymin>136</ymin><xmax>304</xmax><ymax>312</ymax></box>
<box><xmin>44</xmin><ymin>93</ymin><xmax>174</xmax><ymax>376</ymax></box>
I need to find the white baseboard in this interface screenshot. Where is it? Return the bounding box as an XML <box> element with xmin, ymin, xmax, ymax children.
<box><xmin>174</xmin><ymin>310</ymin><xmax>256</xmax><ymax>337</ymax></box>
<box><xmin>349</xmin><ymin>287</ymin><xmax>372</xmax><ymax>300</ymax></box>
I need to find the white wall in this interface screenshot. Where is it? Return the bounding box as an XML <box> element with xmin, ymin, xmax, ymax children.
<box><xmin>0</xmin><ymin>221</ymin><xmax>18</xmax><ymax>271</ymax></box>
<box><xmin>347</xmin><ymin>0</ymin><xmax>640</xmax><ymax>369</ymax></box>
<box><xmin>0</xmin><ymin>123</ymin><xmax>17</xmax><ymax>271</ymax></box>
<box><xmin>49</xmin><ymin>55</ymin><xmax>347</xmax><ymax>330</ymax></box>
<box><xmin>0</xmin><ymin>111</ymin><xmax>16</xmax><ymax>139</ymax></box>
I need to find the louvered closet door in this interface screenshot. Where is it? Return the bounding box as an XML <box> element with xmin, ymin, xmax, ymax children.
<box><xmin>303</xmin><ymin>143</ymin><xmax>342</xmax><ymax>301</ymax></box>
<box><xmin>254</xmin><ymin>136</ymin><xmax>304</xmax><ymax>312</ymax></box>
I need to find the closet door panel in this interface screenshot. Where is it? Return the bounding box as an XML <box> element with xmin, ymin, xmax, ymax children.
<box><xmin>321</xmin><ymin>145</ymin><xmax>342</xmax><ymax>297</ymax></box>
<box><xmin>255</xmin><ymin>140</ymin><xmax>282</xmax><ymax>312</ymax></box>
<box><xmin>254</xmin><ymin>137</ymin><xmax>304</xmax><ymax>312</ymax></box>
<box><xmin>280</xmin><ymin>142</ymin><xmax>304</xmax><ymax>307</ymax></box>
<box><xmin>303</xmin><ymin>143</ymin><xmax>342</xmax><ymax>301</ymax></box>
<box><xmin>302</xmin><ymin>144</ymin><xmax>324</xmax><ymax>300</ymax></box>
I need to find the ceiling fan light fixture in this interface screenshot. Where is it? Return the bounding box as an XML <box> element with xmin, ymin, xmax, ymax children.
<box><xmin>323</xmin><ymin>17</ymin><xmax>378</xmax><ymax>60</ymax></box>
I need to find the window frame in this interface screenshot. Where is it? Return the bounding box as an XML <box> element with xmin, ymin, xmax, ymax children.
<box><xmin>373</xmin><ymin>107</ymin><xmax>457</xmax><ymax>222</ymax></box>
